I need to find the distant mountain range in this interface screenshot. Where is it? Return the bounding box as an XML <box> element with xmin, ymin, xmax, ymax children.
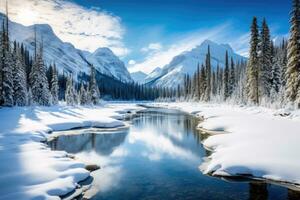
<box><xmin>130</xmin><ymin>71</ymin><xmax>147</xmax><ymax>83</ymax></box>
<box><xmin>6</xmin><ymin>13</ymin><xmax>249</xmax><ymax>88</ymax></box>
<box><xmin>144</xmin><ymin>40</ymin><xmax>247</xmax><ymax>88</ymax></box>
<box><xmin>2</xmin><ymin>14</ymin><xmax>133</xmax><ymax>83</ymax></box>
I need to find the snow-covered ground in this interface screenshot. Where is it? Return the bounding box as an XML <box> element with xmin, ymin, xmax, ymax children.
<box><xmin>2</xmin><ymin>101</ymin><xmax>300</xmax><ymax>199</ymax></box>
<box><xmin>148</xmin><ymin>102</ymin><xmax>300</xmax><ymax>188</ymax></box>
<box><xmin>0</xmin><ymin>103</ymin><xmax>142</xmax><ymax>200</ymax></box>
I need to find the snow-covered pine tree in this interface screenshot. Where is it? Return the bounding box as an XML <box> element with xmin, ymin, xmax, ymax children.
<box><xmin>30</xmin><ymin>31</ymin><xmax>51</xmax><ymax>106</ymax></box>
<box><xmin>270</xmin><ymin>62</ymin><xmax>282</xmax><ymax>102</ymax></box>
<box><xmin>280</xmin><ymin>39</ymin><xmax>288</xmax><ymax>87</ymax></box>
<box><xmin>216</xmin><ymin>64</ymin><xmax>220</xmax><ymax>97</ymax></box>
<box><xmin>1</xmin><ymin>9</ymin><xmax>14</xmax><ymax>107</ymax></box>
<box><xmin>204</xmin><ymin>46</ymin><xmax>211</xmax><ymax>101</ymax></box>
<box><xmin>191</xmin><ymin>71</ymin><xmax>197</xmax><ymax>99</ymax></box>
<box><xmin>246</xmin><ymin>17</ymin><xmax>260</xmax><ymax>104</ymax></box>
<box><xmin>258</xmin><ymin>18</ymin><xmax>272</xmax><ymax>99</ymax></box>
<box><xmin>73</xmin><ymin>87</ymin><xmax>79</xmax><ymax>105</ymax></box>
<box><xmin>212</xmin><ymin>71</ymin><xmax>217</xmax><ymax>96</ymax></box>
<box><xmin>223</xmin><ymin>51</ymin><xmax>230</xmax><ymax>100</ymax></box>
<box><xmin>89</xmin><ymin>65</ymin><xmax>100</xmax><ymax>105</ymax></box>
<box><xmin>235</xmin><ymin>60</ymin><xmax>247</xmax><ymax>104</ymax></box>
<box><xmin>217</xmin><ymin>64</ymin><xmax>223</xmax><ymax>98</ymax></box>
<box><xmin>286</xmin><ymin>0</ymin><xmax>300</xmax><ymax>106</ymax></box>
<box><xmin>13</xmin><ymin>42</ymin><xmax>27</xmax><ymax>106</ymax></box>
<box><xmin>270</xmin><ymin>43</ymin><xmax>282</xmax><ymax>95</ymax></box>
<box><xmin>196</xmin><ymin>63</ymin><xmax>201</xmax><ymax>99</ymax></box>
<box><xmin>199</xmin><ymin>64</ymin><xmax>206</xmax><ymax>101</ymax></box>
<box><xmin>229</xmin><ymin>57</ymin><xmax>236</xmax><ymax>97</ymax></box>
<box><xmin>65</xmin><ymin>76</ymin><xmax>75</xmax><ymax>105</ymax></box>
<box><xmin>50</xmin><ymin>64</ymin><xmax>59</xmax><ymax>105</ymax></box>
<box><xmin>79</xmin><ymin>83</ymin><xmax>88</xmax><ymax>105</ymax></box>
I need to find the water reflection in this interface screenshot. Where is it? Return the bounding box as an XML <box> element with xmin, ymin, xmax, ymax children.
<box><xmin>49</xmin><ymin>110</ymin><xmax>299</xmax><ymax>200</ymax></box>
<box><xmin>49</xmin><ymin>130</ymin><xmax>128</xmax><ymax>155</ymax></box>
<box><xmin>249</xmin><ymin>182</ymin><xmax>268</xmax><ymax>200</ymax></box>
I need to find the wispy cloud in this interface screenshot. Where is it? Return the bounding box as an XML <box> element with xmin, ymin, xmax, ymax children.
<box><xmin>128</xmin><ymin>23</ymin><xmax>247</xmax><ymax>74</ymax></box>
<box><xmin>3</xmin><ymin>0</ymin><xmax>128</xmax><ymax>56</ymax></box>
<box><xmin>141</xmin><ymin>42</ymin><xmax>162</xmax><ymax>52</ymax></box>
<box><xmin>128</xmin><ymin>59</ymin><xmax>136</xmax><ymax>65</ymax></box>
<box><xmin>228</xmin><ymin>33</ymin><xmax>250</xmax><ymax>57</ymax></box>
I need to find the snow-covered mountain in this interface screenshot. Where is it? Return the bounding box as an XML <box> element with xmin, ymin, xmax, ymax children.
<box><xmin>143</xmin><ymin>67</ymin><xmax>162</xmax><ymax>84</ymax></box>
<box><xmin>3</xmin><ymin>14</ymin><xmax>132</xmax><ymax>82</ymax></box>
<box><xmin>130</xmin><ymin>71</ymin><xmax>147</xmax><ymax>83</ymax></box>
<box><xmin>145</xmin><ymin>40</ymin><xmax>246</xmax><ymax>88</ymax></box>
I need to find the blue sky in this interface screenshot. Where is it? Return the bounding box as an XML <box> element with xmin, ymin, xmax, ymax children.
<box><xmin>72</xmin><ymin>0</ymin><xmax>289</xmax><ymax>73</ymax></box>
<box><xmin>7</xmin><ymin>0</ymin><xmax>290</xmax><ymax>73</ymax></box>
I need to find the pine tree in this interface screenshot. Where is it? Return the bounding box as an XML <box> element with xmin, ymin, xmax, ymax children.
<box><xmin>89</xmin><ymin>65</ymin><xmax>100</xmax><ymax>105</ymax></box>
<box><xmin>217</xmin><ymin>64</ymin><xmax>223</xmax><ymax>98</ymax></box>
<box><xmin>270</xmin><ymin>59</ymin><xmax>282</xmax><ymax>102</ymax></box>
<box><xmin>79</xmin><ymin>83</ymin><xmax>88</xmax><ymax>105</ymax></box>
<box><xmin>199</xmin><ymin>64</ymin><xmax>206</xmax><ymax>100</ymax></box>
<box><xmin>286</xmin><ymin>0</ymin><xmax>300</xmax><ymax>106</ymax></box>
<box><xmin>65</xmin><ymin>76</ymin><xmax>75</xmax><ymax>105</ymax></box>
<box><xmin>30</xmin><ymin>31</ymin><xmax>51</xmax><ymax>106</ymax></box>
<box><xmin>223</xmin><ymin>51</ymin><xmax>230</xmax><ymax>100</ymax></box>
<box><xmin>73</xmin><ymin>86</ymin><xmax>79</xmax><ymax>105</ymax></box>
<box><xmin>212</xmin><ymin>71</ymin><xmax>217</xmax><ymax>96</ymax></box>
<box><xmin>13</xmin><ymin>42</ymin><xmax>27</xmax><ymax>106</ymax></box>
<box><xmin>50</xmin><ymin>64</ymin><xmax>59</xmax><ymax>105</ymax></box>
<box><xmin>258</xmin><ymin>18</ymin><xmax>272</xmax><ymax>98</ymax></box>
<box><xmin>1</xmin><ymin>8</ymin><xmax>14</xmax><ymax>107</ymax></box>
<box><xmin>196</xmin><ymin>64</ymin><xmax>201</xmax><ymax>99</ymax></box>
<box><xmin>204</xmin><ymin>46</ymin><xmax>211</xmax><ymax>101</ymax></box>
<box><xmin>2</xmin><ymin>47</ymin><xmax>13</xmax><ymax>106</ymax></box>
<box><xmin>280</xmin><ymin>39</ymin><xmax>288</xmax><ymax>87</ymax></box>
<box><xmin>247</xmin><ymin>17</ymin><xmax>260</xmax><ymax>104</ymax></box>
<box><xmin>229</xmin><ymin>57</ymin><xmax>236</xmax><ymax>97</ymax></box>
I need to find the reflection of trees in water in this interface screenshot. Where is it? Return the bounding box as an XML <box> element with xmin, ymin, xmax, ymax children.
<box><xmin>49</xmin><ymin>130</ymin><xmax>128</xmax><ymax>155</ymax></box>
<box><xmin>248</xmin><ymin>182</ymin><xmax>268</xmax><ymax>200</ymax></box>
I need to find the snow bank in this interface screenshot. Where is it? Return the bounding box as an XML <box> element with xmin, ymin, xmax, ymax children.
<box><xmin>0</xmin><ymin>103</ymin><xmax>142</xmax><ymax>199</ymax></box>
<box><xmin>149</xmin><ymin>102</ymin><xmax>300</xmax><ymax>187</ymax></box>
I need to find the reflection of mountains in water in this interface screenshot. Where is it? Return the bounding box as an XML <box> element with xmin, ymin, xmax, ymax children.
<box><xmin>49</xmin><ymin>130</ymin><xmax>128</xmax><ymax>155</ymax></box>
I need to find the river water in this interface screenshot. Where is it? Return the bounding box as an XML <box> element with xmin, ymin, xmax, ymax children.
<box><xmin>49</xmin><ymin>109</ymin><xmax>299</xmax><ymax>200</ymax></box>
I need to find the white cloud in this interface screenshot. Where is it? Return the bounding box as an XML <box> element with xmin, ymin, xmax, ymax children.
<box><xmin>128</xmin><ymin>59</ymin><xmax>136</xmax><ymax>65</ymax></box>
<box><xmin>3</xmin><ymin>0</ymin><xmax>129</xmax><ymax>56</ymax></box>
<box><xmin>141</xmin><ymin>42</ymin><xmax>162</xmax><ymax>52</ymax></box>
<box><xmin>129</xmin><ymin>23</ymin><xmax>236</xmax><ymax>74</ymax></box>
<box><xmin>228</xmin><ymin>33</ymin><xmax>250</xmax><ymax>57</ymax></box>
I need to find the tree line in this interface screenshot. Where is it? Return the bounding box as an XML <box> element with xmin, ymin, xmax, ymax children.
<box><xmin>175</xmin><ymin>0</ymin><xmax>299</xmax><ymax>109</ymax></box>
<box><xmin>0</xmin><ymin>4</ymin><xmax>166</xmax><ymax>107</ymax></box>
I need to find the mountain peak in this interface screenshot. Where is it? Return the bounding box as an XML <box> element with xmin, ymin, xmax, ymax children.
<box><xmin>93</xmin><ymin>47</ymin><xmax>114</xmax><ymax>55</ymax></box>
<box><xmin>145</xmin><ymin>39</ymin><xmax>246</xmax><ymax>88</ymax></box>
<box><xmin>130</xmin><ymin>71</ymin><xmax>147</xmax><ymax>83</ymax></box>
<box><xmin>6</xmin><ymin>16</ymin><xmax>132</xmax><ymax>82</ymax></box>
<box><xmin>198</xmin><ymin>40</ymin><xmax>234</xmax><ymax>54</ymax></box>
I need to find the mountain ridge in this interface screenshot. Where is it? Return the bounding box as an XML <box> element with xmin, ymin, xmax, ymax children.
<box><xmin>2</xmin><ymin>13</ymin><xmax>133</xmax><ymax>83</ymax></box>
<box><xmin>145</xmin><ymin>39</ymin><xmax>246</xmax><ymax>88</ymax></box>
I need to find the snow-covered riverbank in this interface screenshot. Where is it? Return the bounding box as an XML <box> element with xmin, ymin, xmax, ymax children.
<box><xmin>0</xmin><ymin>103</ymin><xmax>142</xmax><ymax>200</ymax></box>
<box><xmin>149</xmin><ymin>102</ymin><xmax>300</xmax><ymax>188</ymax></box>
<box><xmin>2</xmin><ymin>101</ymin><xmax>300</xmax><ymax>199</ymax></box>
